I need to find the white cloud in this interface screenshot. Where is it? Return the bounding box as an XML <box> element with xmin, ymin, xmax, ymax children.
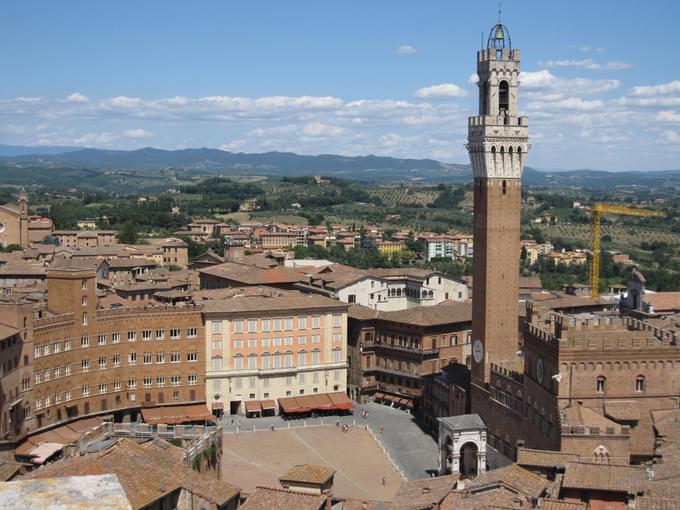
<box><xmin>395</xmin><ymin>45</ymin><xmax>418</xmax><ymax>55</ymax></box>
<box><xmin>662</xmin><ymin>130</ymin><xmax>680</xmax><ymax>144</ymax></box>
<box><xmin>467</xmin><ymin>73</ymin><xmax>479</xmax><ymax>85</ymax></box>
<box><xmin>657</xmin><ymin>110</ymin><xmax>680</xmax><ymax>123</ymax></box>
<box><xmin>301</xmin><ymin>121</ymin><xmax>345</xmax><ymax>137</ymax></box>
<box><xmin>528</xmin><ymin>97</ymin><xmax>604</xmax><ymax>111</ymax></box>
<box><xmin>539</xmin><ymin>59</ymin><xmax>632</xmax><ymax>71</ymax></box>
<box><xmin>520</xmin><ymin>70</ymin><xmax>557</xmax><ymax>88</ymax></box>
<box><xmin>630</xmin><ymin>80</ymin><xmax>680</xmax><ymax>97</ymax></box>
<box><xmin>415</xmin><ymin>83</ymin><xmax>467</xmax><ymax>98</ymax></box>
<box><xmin>124</xmin><ymin>128</ymin><xmax>152</xmax><ymax>138</ymax></box>
<box><xmin>65</xmin><ymin>92</ymin><xmax>89</xmax><ymax>103</ymax></box>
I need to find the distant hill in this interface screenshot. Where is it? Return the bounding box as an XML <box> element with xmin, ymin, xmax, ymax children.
<box><xmin>0</xmin><ymin>144</ymin><xmax>82</xmax><ymax>157</ymax></box>
<box><xmin>0</xmin><ymin>145</ymin><xmax>678</xmax><ymax>188</ymax></box>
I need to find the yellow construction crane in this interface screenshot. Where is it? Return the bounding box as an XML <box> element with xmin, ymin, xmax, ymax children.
<box><xmin>590</xmin><ymin>203</ymin><xmax>665</xmax><ymax>298</ymax></box>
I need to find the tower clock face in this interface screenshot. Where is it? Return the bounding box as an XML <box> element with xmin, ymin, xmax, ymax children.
<box><xmin>536</xmin><ymin>358</ymin><xmax>545</xmax><ymax>384</ymax></box>
<box><xmin>473</xmin><ymin>340</ymin><xmax>484</xmax><ymax>364</ymax></box>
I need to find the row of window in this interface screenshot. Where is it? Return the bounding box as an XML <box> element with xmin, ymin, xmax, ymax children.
<box><xmin>216</xmin><ymin>334</ymin><xmax>337</xmax><ymax>351</ymax></box>
<box><xmin>34</xmin><ymin>329</ymin><xmax>198</xmax><ymax>357</ymax></box>
<box><xmin>211</xmin><ymin>349</ymin><xmax>343</xmax><ymax>371</ymax></box>
<box><xmin>34</xmin><ymin>375</ymin><xmax>198</xmax><ymax>410</ymax></box>
<box><xmin>217</xmin><ymin>370</ymin><xmax>343</xmax><ymax>391</ymax></box>
<box><xmin>215</xmin><ymin>314</ymin><xmax>342</xmax><ymax>335</ymax></box>
<box><xmin>34</xmin><ymin>352</ymin><xmax>198</xmax><ymax>384</ymax></box>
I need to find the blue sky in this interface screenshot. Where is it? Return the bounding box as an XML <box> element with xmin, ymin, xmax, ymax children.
<box><xmin>1</xmin><ymin>0</ymin><xmax>679</xmax><ymax>170</ymax></box>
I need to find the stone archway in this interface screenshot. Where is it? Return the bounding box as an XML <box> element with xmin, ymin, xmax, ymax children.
<box><xmin>459</xmin><ymin>442</ymin><xmax>479</xmax><ymax>478</ymax></box>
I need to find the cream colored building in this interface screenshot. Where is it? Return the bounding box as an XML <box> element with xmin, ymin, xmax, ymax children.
<box><xmin>202</xmin><ymin>292</ymin><xmax>348</xmax><ymax>416</ymax></box>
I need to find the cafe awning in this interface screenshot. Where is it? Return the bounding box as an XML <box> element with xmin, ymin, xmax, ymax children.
<box><xmin>278</xmin><ymin>392</ymin><xmax>353</xmax><ymax>414</ymax></box>
<box><xmin>261</xmin><ymin>399</ymin><xmax>277</xmax><ymax>410</ymax></box>
<box><xmin>245</xmin><ymin>400</ymin><xmax>262</xmax><ymax>413</ymax></box>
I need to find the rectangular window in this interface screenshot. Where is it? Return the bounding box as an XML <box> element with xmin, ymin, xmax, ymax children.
<box><xmin>113</xmin><ymin>354</ymin><xmax>120</xmax><ymax>367</ymax></box>
<box><xmin>64</xmin><ymin>339</ymin><xmax>71</xmax><ymax>351</ymax></box>
<box><xmin>128</xmin><ymin>352</ymin><xmax>137</xmax><ymax>365</ymax></box>
<box><xmin>170</xmin><ymin>328</ymin><xmax>181</xmax><ymax>339</ymax></box>
<box><xmin>65</xmin><ymin>389</ymin><xmax>72</xmax><ymax>400</ymax></box>
<box><xmin>212</xmin><ymin>358</ymin><xmax>222</xmax><ymax>371</ymax></box>
<box><xmin>262</xmin><ymin>355</ymin><xmax>270</xmax><ymax>370</ymax></box>
<box><xmin>34</xmin><ymin>346</ymin><xmax>41</xmax><ymax>358</ymax></box>
<box><xmin>82</xmin><ymin>385</ymin><xmax>90</xmax><ymax>396</ymax></box>
<box><xmin>248</xmin><ymin>355</ymin><xmax>257</xmax><ymax>369</ymax></box>
<box><xmin>187</xmin><ymin>351</ymin><xmax>197</xmax><ymax>362</ymax></box>
<box><xmin>128</xmin><ymin>378</ymin><xmax>137</xmax><ymax>389</ymax></box>
<box><xmin>333</xmin><ymin>314</ymin><xmax>342</xmax><ymax>327</ymax></box>
<box><xmin>44</xmin><ymin>344</ymin><xmax>51</xmax><ymax>356</ymax></box>
<box><xmin>127</xmin><ymin>331</ymin><xmax>137</xmax><ymax>342</ymax></box>
<box><xmin>156</xmin><ymin>352</ymin><xmax>165</xmax><ymax>364</ymax></box>
<box><xmin>65</xmin><ymin>364</ymin><xmax>71</xmax><ymax>375</ymax></box>
<box><xmin>143</xmin><ymin>353</ymin><xmax>152</xmax><ymax>364</ymax></box>
<box><xmin>171</xmin><ymin>352</ymin><xmax>180</xmax><ymax>363</ymax></box>
<box><xmin>286</xmin><ymin>376</ymin><xmax>293</xmax><ymax>386</ymax></box>
<box><xmin>114</xmin><ymin>380</ymin><xmax>121</xmax><ymax>391</ymax></box>
<box><xmin>35</xmin><ymin>373</ymin><xmax>41</xmax><ymax>384</ymax></box>
<box><xmin>248</xmin><ymin>320</ymin><xmax>257</xmax><ymax>333</ymax></box>
<box><xmin>156</xmin><ymin>329</ymin><xmax>165</xmax><ymax>340</ymax></box>
<box><xmin>156</xmin><ymin>376</ymin><xmax>165</xmax><ymax>386</ymax></box>
<box><xmin>284</xmin><ymin>317</ymin><xmax>293</xmax><ymax>330</ymax></box>
<box><xmin>299</xmin><ymin>317</ymin><xmax>307</xmax><ymax>329</ymax></box>
<box><xmin>81</xmin><ymin>336</ymin><xmax>89</xmax><ymax>348</ymax></box>
<box><xmin>332</xmin><ymin>333</ymin><xmax>341</xmax><ymax>342</ymax></box>
<box><xmin>298</xmin><ymin>336</ymin><xmax>307</xmax><ymax>345</ymax></box>
<box><xmin>234</xmin><ymin>356</ymin><xmax>243</xmax><ymax>370</ymax></box>
<box><xmin>273</xmin><ymin>318</ymin><xmax>282</xmax><ymax>331</ymax></box>
<box><xmin>284</xmin><ymin>336</ymin><xmax>293</xmax><ymax>346</ymax></box>
<box><xmin>143</xmin><ymin>377</ymin><xmax>152</xmax><ymax>388</ymax></box>
<box><xmin>98</xmin><ymin>356</ymin><xmax>107</xmax><ymax>369</ymax></box>
<box><xmin>312</xmin><ymin>351</ymin><xmax>320</xmax><ymax>365</ymax></box>
<box><xmin>187</xmin><ymin>327</ymin><xmax>197</xmax><ymax>338</ymax></box>
<box><xmin>235</xmin><ymin>377</ymin><xmax>242</xmax><ymax>389</ymax></box>
<box><xmin>53</xmin><ymin>342</ymin><xmax>61</xmax><ymax>353</ymax></box>
<box><xmin>99</xmin><ymin>383</ymin><xmax>107</xmax><ymax>394</ymax></box>
<box><xmin>81</xmin><ymin>359</ymin><xmax>90</xmax><ymax>371</ymax></box>
<box><xmin>188</xmin><ymin>374</ymin><xmax>197</xmax><ymax>385</ymax></box>
<box><xmin>285</xmin><ymin>352</ymin><xmax>293</xmax><ymax>368</ymax></box>
<box><xmin>111</xmin><ymin>333</ymin><xmax>120</xmax><ymax>344</ymax></box>
<box><xmin>248</xmin><ymin>339</ymin><xmax>257</xmax><ymax>348</ymax></box>
<box><xmin>261</xmin><ymin>319</ymin><xmax>270</xmax><ymax>332</ymax></box>
<box><xmin>298</xmin><ymin>351</ymin><xmax>306</xmax><ymax>367</ymax></box>
<box><xmin>313</xmin><ymin>372</ymin><xmax>319</xmax><ymax>383</ymax></box>
<box><xmin>263</xmin><ymin>377</ymin><xmax>270</xmax><ymax>388</ymax></box>
<box><xmin>234</xmin><ymin>340</ymin><xmax>243</xmax><ymax>349</ymax></box>
<box><xmin>273</xmin><ymin>337</ymin><xmax>282</xmax><ymax>347</ymax></box>
<box><xmin>212</xmin><ymin>321</ymin><xmax>222</xmax><ymax>334</ymax></box>
<box><xmin>44</xmin><ymin>369</ymin><xmax>50</xmax><ymax>381</ymax></box>
<box><xmin>312</xmin><ymin>335</ymin><xmax>320</xmax><ymax>344</ymax></box>
<box><xmin>333</xmin><ymin>349</ymin><xmax>342</xmax><ymax>363</ymax></box>
<box><xmin>299</xmin><ymin>373</ymin><xmax>306</xmax><ymax>384</ymax></box>
<box><xmin>249</xmin><ymin>376</ymin><xmax>256</xmax><ymax>388</ymax></box>
<box><xmin>312</xmin><ymin>316</ymin><xmax>321</xmax><ymax>329</ymax></box>
<box><xmin>142</xmin><ymin>330</ymin><xmax>152</xmax><ymax>341</ymax></box>
<box><xmin>261</xmin><ymin>338</ymin><xmax>270</xmax><ymax>348</ymax></box>
<box><xmin>98</xmin><ymin>334</ymin><xmax>106</xmax><ymax>346</ymax></box>
<box><xmin>233</xmin><ymin>320</ymin><xmax>243</xmax><ymax>333</ymax></box>
<box><xmin>171</xmin><ymin>375</ymin><xmax>181</xmax><ymax>386</ymax></box>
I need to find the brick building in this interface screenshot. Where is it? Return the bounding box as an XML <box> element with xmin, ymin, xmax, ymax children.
<box><xmin>347</xmin><ymin>301</ymin><xmax>472</xmax><ymax>415</ymax></box>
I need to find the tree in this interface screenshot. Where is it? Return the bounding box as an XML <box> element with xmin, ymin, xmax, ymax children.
<box><xmin>117</xmin><ymin>222</ymin><xmax>139</xmax><ymax>244</ymax></box>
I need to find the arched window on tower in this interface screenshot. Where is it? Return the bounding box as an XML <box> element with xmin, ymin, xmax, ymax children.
<box><xmin>499</xmin><ymin>80</ymin><xmax>509</xmax><ymax>117</ymax></box>
<box><xmin>502</xmin><ymin>180</ymin><xmax>507</xmax><ymax>195</ymax></box>
<box><xmin>635</xmin><ymin>375</ymin><xmax>645</xmax><ymax>393</ymax></box>
<box><xmin>596</xmin><ymin>376</ymin><xmax>606</xmax><ymax>394</ymax></box>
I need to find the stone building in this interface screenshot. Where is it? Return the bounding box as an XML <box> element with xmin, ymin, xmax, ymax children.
<box><xmin>347</xmin><ymin>301</ymin><xmax>472</xmax><ymax>414</ymax></box>
<box><xmin>202</xmin><ymin>291</ymin><xmax>348</xmax><ymax>416</ymax></box>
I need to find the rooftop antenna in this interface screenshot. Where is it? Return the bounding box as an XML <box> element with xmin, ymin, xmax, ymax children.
<box><xmin>498</xmin><ymin>1</ymin><xmax>502</xmax><ymax>23</ymax></box>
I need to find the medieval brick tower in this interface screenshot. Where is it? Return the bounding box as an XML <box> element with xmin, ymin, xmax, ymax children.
<box><xmin>468</xmin><ymin>22</ymin><xmax>529</xmax><ymax>386</ymax></box>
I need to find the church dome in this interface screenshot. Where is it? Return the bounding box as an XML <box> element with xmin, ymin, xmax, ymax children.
<box><xmin>487</xmin><ymin>23</ymin><xmax>512</xmax><ymax>51</ymax></box>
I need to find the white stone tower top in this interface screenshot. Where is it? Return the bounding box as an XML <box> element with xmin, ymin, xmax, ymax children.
<box><xmin>467</xmin><ymin>22</ymin><xmax>529</xmax><ymax>180</ymax></box>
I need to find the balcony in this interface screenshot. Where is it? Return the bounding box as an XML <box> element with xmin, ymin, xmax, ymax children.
<box><xmin>362</xmin><ymin>341</ymin><xmax>438</xmax><ymax>357</ymax></box>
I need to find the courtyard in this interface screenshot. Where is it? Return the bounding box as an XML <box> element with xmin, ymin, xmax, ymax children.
<box><xmin>221</xmin><ymin>424</ymin><xmax>402</xmax><ymax>501</ymax></box>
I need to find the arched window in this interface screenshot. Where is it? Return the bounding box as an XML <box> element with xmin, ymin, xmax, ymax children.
<box><xmin>596</xmin><ymin>376</ymin><xmax>606</xmax><ymax>394</ymax></box>
<box><xmin>396</xmin><ymin>288</ymin><xmax>401</xmax><ymax>297</ymax></box>
<box><xmin>502</xmin><ymin>180</ymin><xmax>507</xmax><ymax>195</ymax></box>
<box><xmin>247</xmin><ymin>353</ymin><xmax>257</xmax><ymax>369</ymax></box>
<box><xmin>499</xmin><ymin>80</ymin><xmax>509</xmax><ymax>115</ymax></box>
<box><xmin>273</xmin><ymin>352</ymin><xmax>281</xmax><ymax>369</ymax></box>
<box><xmin>262</xmin><ymin>352</ymin><xmax>270</xmax><ymax>370</ymax></box>
<box><xmin>635</xmin><ymin>375</ymin><xmax>645</xmax><ymax>393</ymax></box>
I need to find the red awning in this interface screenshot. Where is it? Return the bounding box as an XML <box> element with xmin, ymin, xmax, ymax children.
<box><xmin>278</xmin><ymin>393</ymin><xmax>352</xmax><ymax>414</ymax></box>
<box><xmin>328</xmin><ymin>392</ymin><xmax>353</xmax><ymax>411</ymax></box>
<box><xmin>245</xmin><ymin>401</ymin><xmax>262</xmax><ymax>413</ymax></box>
<box><xmin>261</xmin><ymin>399</ymin><xmax>277</xmax><ymax>410</ymax></box>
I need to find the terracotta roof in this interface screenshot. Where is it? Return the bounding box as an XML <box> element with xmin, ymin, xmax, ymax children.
<box><xmin>22</xmin><ymin>438</ymin><xmax>240</xmax><ymax>509</ymax></box>
<box><xmin>389</xmin><ymin>474</ymin><xmax>458</xmax><ymax>510</ymax></box>
<box><xmin>562</xmin><ymin>403</ymin><xmax>620</xmax><ymax>430</ymax></box>
<box><xmin>637</xmin><ymin>496</ymin><xmax>680</xmax><ymax>510</ymax></box>
<box><xmin>463</xmin><ymin>464</ymin><xmax>548</xmax><ymax>499</ymax></box>
<box><xmin>280</xmin><ymin>464</ymin><xmax>335</xmax><ymax>485</ymax></box>
<box><xmin>537</xmin><ymin>500</ymin><xmax>587</xmax><ymax>510</ymax></box>
<box><xmin>651</xmin><ymin>409</ymin><xmax>680</xmax><ymax>441</ymax></box>
<box><xmin>645</xmin><ymin>292</ymin><xmax>680</xmax><ymax>312</ymax></box>
<box><xmin>562</xmin><ymin>461</ymin><xmax>646</xmax><ymax>493</ymax></box>
<box><xmin>198</xmin><ymin>262</ymin><xmax>303</xmax><ymax>285</ymax></box>
<box><xmin>0</xmin><ymin>323</ymin><xmax>19</xmax><ymax>340</ymax></box>
<box><xmin>358</xmin><ymin>301</ymin><xmax>472</xmax><ymax>327</ymax></box>
<box><xmin>604</xmin><ymin>401</ymin><xmax>641</xmax><ymax>421</ymax></box>
<box><xmin>240</xmin><ymin>486</ymin><xmax>327</xmax><ymax>510</ymax></box>
<box><xmin>202</xmin><ymin>291</ymin><xmax>347</xmax><ymax>315</ymax></box>
<box><xmin>516</xmin><ymin>448</ymin><xmax>579</xmax><ymax>469</ymax></box>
